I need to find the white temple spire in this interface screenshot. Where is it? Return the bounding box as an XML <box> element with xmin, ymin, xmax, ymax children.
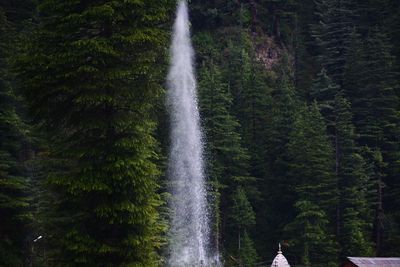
<box><xmin>271</xmin><ymin>243</ymin><xmax>290</xmax><ymax>267</ymax></box>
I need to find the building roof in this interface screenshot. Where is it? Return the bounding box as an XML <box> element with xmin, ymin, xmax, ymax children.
<box><xmin>271</xmin><ymin>244</ymin><xmax>290</xmax><ymax>267</ymax></box>
<box><xmin>347</xmin><ymin>257</ymin><xmax>400</xmax><ymax>267</ymax></box>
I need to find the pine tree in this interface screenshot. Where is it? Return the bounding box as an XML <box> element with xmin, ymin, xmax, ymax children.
<box><xmin>261</xmin><ymin>74</ymin><xmax>298</xmax><ymax>248</ymax></box>
<box><xmin>310</xmin><ymin>68</ymin><xmax>340</xmax><ymax>125</ymax></box>
<box><xmin>196</xmin><ymin>32</ymin><xmax>257</xmax><ymax>260</ymax></box>
<box><xmin>197</xmin><ymin>35</ymin><xmax>253</xmax><ymax>190</ymax></box>
<box><xmin>257</xmin><ymin>0</ymin><xmax>297</xmax><ymax>42</ymax></box>
<box><xmin>284</xmin><ymin>200</ymin><xmax>337</xmax><ymax>267</ymax></box>
<box><xmin>311</xmin><ymin>0</ymin><xmax>357</xmax><ymax>87</ymax></box>
<box><xmin>230</xmin><ymin>186</ymin><xmax>258</xmax><ymax>265</ymax></box>
<box><xmin>190</xmin><ymin>0</ymin><xmax>244</xmax><ymax>30</ymax></box>
<box><xmin>240</xmin><ymin>55</ymin><xmax>271</xmax><ymax>179</ymax></box>
<box><xmin>240</xmin><ymin>230</ymin><xmax>259</xmax><ymax>267</ymax></box>
<box><xmin>345</xmin><ymin>27</ymin><xmax>400</xmax><ymax>255</ymax></box>
<box><xmin>266</xmin><ymin>74</ymin><xmax>298</xmax><ymax>171</ymax></box>
<box><xmin>231</xmin><ymin>186</ymin><xmax>256</xmax><ymax>236</ymax></box>
<box><xmin>334</xmin><ymin>94</ymin><xmax>374</xmax><ymax>257</ymax></box>
<box><xmin>350</xmin><ymin>28</ymin><xmax>400</xmax><ymax>151</ymax></box>
<box><xmin>284</xmin><ymin>103</ymin><xmax>338</xmax><ymax>266</ymax></box>
<box><xmin>223</xmin><ymin>30</ymin><xmax>272</xmax><ymax>181</ymax></box>
<box><xmin>287</xmin><ymin>103</ymin><xmax>338</xmax><ymax>221</ymax></box>
<box><xmin>0</xmin><ymin>0</ymin><xmax>35</xmax><ymax>28</ymax></box>
<box><xmin>224</xmin><ymin>30</ymin><xmax>253</xmax><ymax>118</ymax></box>
<box><xmin>0</xmin><ymin>9</ymin><xmax>30</xmax><ymax>266</ymax></box>
<box><xmin>342</xmin><ymin>27</ymin><xmax>363</xmax><ymax>100</ymax></box>
<box><xmin>17</xmin><ymin>1</ymin><xmax>173</xmax><ymax>265</ymax></box>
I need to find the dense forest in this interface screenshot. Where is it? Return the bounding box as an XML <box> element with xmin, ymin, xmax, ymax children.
<box><xmin>0</xmin><ymin>0</ymin><xmax>399</xmax><ymax>266</ymax></box>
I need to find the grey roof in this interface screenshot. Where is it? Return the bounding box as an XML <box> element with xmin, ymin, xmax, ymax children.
<box><xmin>348</xmin><ymin>257</ymin><xmax>400</xmax><ymax>267</ymax></box>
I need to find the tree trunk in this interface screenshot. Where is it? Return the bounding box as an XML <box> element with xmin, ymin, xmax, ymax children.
<box><xmin>376</xmin><ymin>176</ymin><xmax>385</xmax><ymax>255</ymax></box>
<box><xmin>249</xmin><ymin>0</ymin><xmax>258</xmax><ymax>33</ymax></box>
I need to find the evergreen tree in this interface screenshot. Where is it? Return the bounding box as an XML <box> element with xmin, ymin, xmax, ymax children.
<box><xmin>240</xmin><ymin>55</ymin><xmax>271</xmax><ymax>179</ymax></box>
<box><xmin>257</xmin><ymin>0</ymin><xmax>297</xmax><ymax>42</ymax></box>
<box><xmin>261</xmin><ymin>74</ymin><xmax>298</xmax><ymax>251</ymax></box>
<box><xmin>342</xmin><ymin>27</ymin><xmax>363</xmax><ymax>100</ymax></box>
<box><xmin>231</xmin><ymin>186</ymin><xmax>256</xmax><ymax>237</ymax></box>
<box><xmin>230</xmin><ymin>186</ymin><xmax>258</xmax><ymax>265</ymax></box>
<box><xmin>287</xmin><ymin>103</ymin><xmax>338</xmax><ymax>222</ymax></box>
<box><xmin>197</xmin><ymin>35</ymin><xmax>253</xmax><ymax>190</ymax></box>
<box><xmin>346</xmin><ymin>27</ymin><xmax>400</xmax><ymax>254</ymax></box>
<box><xmin>196</xmin><ymin>32</ymin><xmax>258</xmax><ymax>261</ymax></box>
<box><xmin>311</xmin><ymin>0</ymin><xmax>357</xmax><ymax>87</ymax></box>
<box><xmin>310</xmin><ymin>68</ymin><xmax>340</xmax><ymax>125</ymax></box>
<box><xmin>0</xmin><ymin>0</ymin><xmax>35</xmax><ymax>28</ymax></box>
<box><xmin>239</xmin><ymin>230</ymin><xmax>259</xmax><ymax>267</ymax></box>
<box><xmin>293</xmin><ymin>0</ymin><xmax>318</xmax><ymax>94</ymax></box>
<box><xmin>2</xmin><ymin>0</ymin><xmax>398</xmax><ymax>263</ymax></box>
<box><xmin>17</xmin><ymin>1</ymin><xmax>173</xmax><ymax>265</ymax></box>
<box><xmin>266</xmin><ymin>74</ymin><xmax>298</xmax><ymax>172</ymax></box>
<box><xmin>0</xmin><ymin>9</ymin><xmax>30</xmax><ymax>266</ymax></box>
<box><xmin>284</xmin><ymin>103</ymin><xmax>338</xmax><ymax>265</ymax></box>
<box><xmin>190</xmin><ymin>0</ymin><xmax>244</xmax><ymax>30</ymax></box>
<box><xmin>334</xmin><ymin>94</ymin><xmax>374</xmax><ymax>257</ymax></box>
<box><xmin>285</xmin><ymin>200</ymin><xmax>337</xmax><ymax>267</ymax></box>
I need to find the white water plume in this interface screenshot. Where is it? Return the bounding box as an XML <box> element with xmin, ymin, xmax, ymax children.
<box><xmin>166</xmin><ymin>1</ymin><xmax>220</xmax><ymax>266</ymax></box>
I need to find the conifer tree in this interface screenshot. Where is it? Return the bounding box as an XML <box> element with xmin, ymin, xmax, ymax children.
<box><xmin>0</xmin><ymin>9</ymin><xmax>30</xmax><ymax>266</ymax></box>
<box><xmin>342</xmin><ymin>27</ymin><xmax>363</xmax><ymax>99</ymax></box>
<box><xmin>261</xmin><ymin>74</ymin><xmax>298</xmax><ymax>247</ymax></box>
<box><xmin>197</xmin><ymin>35</ymin><xmax>253</xmax><ymax>191</ymax></box>
<box><xmin>231</xmin><ymin>186</ymin><xmax>256</xmax><ymax>238</ymax></box>
<box><xmin>266</xmin><ymin>74</ymin><xmax>298</xmax><ymax>171</ymax></box>
<box><xmin>240</xmin><ymin>230</ymin><xmax>259</xmax><ymax>267</ymax></box>
<box><xmin>287</xmin><ymin>103</ymin><xmax>338</xmax><ymax>224</ymax></box>
<box><xmin>310</xmin><ymin>68</ymin><xmax>340</xmax><ymax>125</ymax></box>
<box><xmin>17</xmin><ymin>1</ymin><xmax>173</xmax><ymax>265</ymax></box>
<box><xmin>284</xmin><ymin>103</ymin><xmax>338</xmax><ymax>266</ymax></box>
<box><xmin>284</xmin><ymin>200</ymin><xmax>337</xmax><ymax>267</ymax></box>
<box><xmin>334</xmin><ymin>94</ymin><xmax>374</xmax><ymax>257</ymax></box>
<box><xmin>224</xmin><ymin>31</ymin><xmax>253</xmax><ymax>118</ymax></box>
<box><xmin>230</xmin><ymin>186</ymin><xmax>258</xmax><ymax>265</ymax></box>
<box><xmin>240</xmin><ymin>55</ymin><xmax>271</xmax><ymax>179</ymax></box>
<box><xmin>223</xmin><ymin>30</ymin><xmax>272</xmax><ymax>182</ymax></box>
<box><xmin>311</xmin><ymin>0</ymin><xmax>357</xmax><ymax>87</ymax></box>
<box><xmin>196</xmin><ymin>33</ymin><xmax>258</xmax><ymax>260</ymax></box>
<box><xmin>345</xmin><ymin>28</ymin><xmax>400</xmax><ymax>254</ymax></box>
<box><xmin>350</xmin><ymin>28</ymin><xmax>400</xmax><ymax>151</ymax></box>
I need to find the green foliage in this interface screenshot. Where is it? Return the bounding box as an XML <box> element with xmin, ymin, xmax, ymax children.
<box><xmin>0</xmin><ymin>0</ymin><xmax>398</xmax><ymax>265</ymax></box>
<box><xmin>345</xmin><ymin>27</ymin><xmax>400</xmax><ymax>255</ymax></box>
<box><xmin>334</xmin><ymin>94</ymin><xmax>374</xmax><ymax>257</ymax></box>
<box><xmin>197</xmin><ymin>38</ymin><xmax>253</xmax><ymax>188</ymax></box>
<box><xmin>0</xmin><ymin>8</ymin><xmax>31</xmax><ymax>266</ymax></box>
<box><xmin>311</xmin><ymin>0</ymin><xmax>357</xmax><ymax>86</ymax></box>
<box><xmin>195</xmin><ymin>32</ymin><xmax>258</xmax><ymax>259</ymax></box>
<box><xmin>239</xmin><ymin>230</ymin><xmax>259</xmax><ymax>267</ymax></box>
<box><xmin>284</xmin><ymin>102</ymin><xmax>338</xmax><ymax>265</ymax></box>
<box><xmin>231</xmin><ymin>186</ymin><xmax>256</xmax><ymax>228</ymax></box>
<box><xmin>285</xmin><ymin>200</ymin><xmax>337</xmax><ymax>267</ymax></box>
<box><xmin>230</xmin><ymin>186</ymin><xmax>258</xmax><ymax>266</ymax></box>
<box><xmin>266</xmin><ymin>75</ymin><xmax>297</xmax><ymax>166</ymax></box>
<box><xmin>17</xmin><ymin>1</ymin><xmax>173</xmax><ymax>265</ymax></box>
<box><xmin>310</xmin><ymin>68</ymin><xmax>340</xmax><ymax>123</ymax></box>
<box><xmin>260</xmin><ymin>74</ymin><xmax>298</xmax><ymax>253</ymax></box>
<box><xmin>287</xmin><ymin>103</ymin><xmax>337</xmax><ymax>218</ymax></box>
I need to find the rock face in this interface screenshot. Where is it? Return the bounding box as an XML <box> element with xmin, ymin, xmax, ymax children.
<box><xmin>255</xmin><ymin>35</ymin><xmax>282</xmax><ymax>70</ymax></box>
<box><xmin>271</xmin><ymin>245</ymin><xmax>291</xmax><ymax>267</ymax></box>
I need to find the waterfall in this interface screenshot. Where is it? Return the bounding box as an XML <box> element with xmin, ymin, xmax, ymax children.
<box><xmin>166</xmin><ymin>1</ymin><xmax>220</xmax><ymax>266</ymax></box>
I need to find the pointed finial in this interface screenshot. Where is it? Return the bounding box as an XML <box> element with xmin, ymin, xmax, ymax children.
<box><xmin>279</xmin><ymin>242</ymin><xmax>282</xmax><ymax>253</ymax></box>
